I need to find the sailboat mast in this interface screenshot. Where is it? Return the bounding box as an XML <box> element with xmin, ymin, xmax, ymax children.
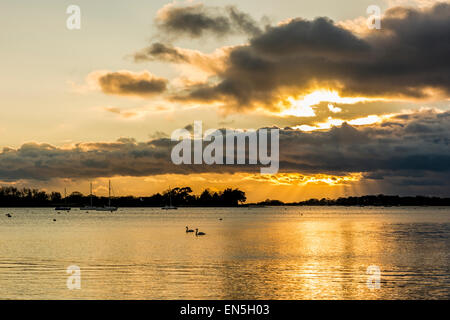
<box><xmin>90</xmin><ymin>182</ymin><xmax>93</xmax><ymax>207</ymax></box>
<box><xmin>108</xmin><ymin>180</ymin><xmax>111</xmax><ymax>207</ymax></box>
<box><xmin>64</xmin><ymin>188</ymin><xmax>67</xmax><ymax>205</ymax></box>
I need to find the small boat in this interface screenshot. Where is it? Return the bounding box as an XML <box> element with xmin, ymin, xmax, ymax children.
<box><xmin>55</xmin><ymin>188</ymin><xmax>71</xmax><ymax>211</ymax></box>
<box><xmin>80</xmin><ymin>182</ymin><xmax>98</xmax><ymax>211</ymax></box>
<box><xmin>95</xmin><ymin>180</ymin><xmax>118</xmax><ymax>212</ymax></box>
<box><xmin>162</xmin><ymin>205</ymin><xmax>178</xmax><ymax>210</ymax></box>
<box><xmin>95</xmin><ymin>206</ymin><xmax>118</xmax><ymax>212</ymax></box>
<box><xmin>162</xmin><ymin>186</ymin><xmax>177</xmax><ymax>210</ymax></box>
<box><xmin>80</xmin><ymin>206</ymin><xmax>97</xmax><ymax>210</ymax></box>
<box><xmin>55</xmin><ymin>207</ymin><xmax>71</xmax><ymax>211</ymax></box>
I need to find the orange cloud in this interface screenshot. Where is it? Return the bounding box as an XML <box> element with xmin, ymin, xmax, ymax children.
<box><xmin>93</xmin><ymin>70</ymin><xmax>168</xmax><ymax>97</ymax></box>
<box><xmin>244</xmin><ymin>173</ymin><xmax>363</xmax><ymax>186</ymax></box>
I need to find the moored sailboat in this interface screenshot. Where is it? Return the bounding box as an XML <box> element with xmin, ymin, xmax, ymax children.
<box><xmin>55</xmin><ymin>188</ymin><xmax>71</xmax><ymax>211</ymax></box>
<box><xmin>95</xmin><ymin>180</ymin><xmax>118</xmax><ymax>212</ymax></box>
<box><xmin>80</xmin><ymin>182</ymin><xmax>98</xmax><ymax>211</ymax></box>
<box><xmin>162</xmin><ymin>187</ymin><xmax>177</xmax><ymax>210</ymax></box>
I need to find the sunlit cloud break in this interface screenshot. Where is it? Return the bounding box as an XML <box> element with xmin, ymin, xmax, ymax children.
<box><xmin>245</xmin><ymin>173</ymin><xmax>363</xmax><ymax>186</ymax></box>
<box><xmin>279</xmin><ymin>90</ymin><xmax>378</xmax><ymax>117</ymax></box>
<box><xmin>293</xmin><ymin>114</ymin><xmax>395</xmax><ymax>132</ymax></box>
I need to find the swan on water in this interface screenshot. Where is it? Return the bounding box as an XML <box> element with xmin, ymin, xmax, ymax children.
<box><xmin>195</xmin><ymin>228</ymin><xmax>206</xmax><ymax>236</ymax></box>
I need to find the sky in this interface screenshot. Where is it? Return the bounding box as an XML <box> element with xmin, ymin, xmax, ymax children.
<box><xmin>0</xmin><ymin>0</ymin><xmax>449</xmax><ymax>202</ymax></box>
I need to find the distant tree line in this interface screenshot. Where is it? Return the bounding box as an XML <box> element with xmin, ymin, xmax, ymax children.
<box><xmin>252</xmin><ymin>194</ymin><xmax>450</xmax><ymax>206</ymax></box>
<box><xmin>1</xmin><ymin>187</ymin><xmax>449</xmax><ymax>207</ymax></box>
<box><xmin>0</xmin><ymin>186</ymin><xmax>247</xmax><ymax>207</ymax></box>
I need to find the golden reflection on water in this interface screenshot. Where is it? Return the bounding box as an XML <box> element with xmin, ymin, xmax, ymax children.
<box><xmin>0</xmin><ymin>207</ymin><xmax>449</xmax><ymax>299</ymax></box>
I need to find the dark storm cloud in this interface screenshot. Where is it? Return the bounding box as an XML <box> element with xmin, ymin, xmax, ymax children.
<box><xmin>174</xmin><ymin>3</ymin><xmax>450</xmax><ymax>109</ymax></box>
<box><xmin>0</xmin><ymin>139</ymin><xmax>174</xmax><ymax>181</ymax></box>
<box><xmin>1</xmin><ymin>110</ymin><xmax>450</xmax><ymax>195</ymax></box>
<box><xmin>277</xmin><ymin>120</ymin><xmax>450</xmax><ymax>175</ymax></box>
<box><xmin>98</xmin><ymin>71</ymin><xmax>167</xmax><ymax>97</ymax></box>
<box><xmin>251</xmin><ymin>17</ymin><xmax>370</xmax><ymax>57</ymax></box>
<box><xmin>157</xmin><ymin>4</ymin><xmax>263</xmax><ymax>38</ymax></box>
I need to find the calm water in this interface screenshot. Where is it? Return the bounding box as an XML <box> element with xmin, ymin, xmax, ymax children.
<box><xmin>0</xmin><ymin>207</ymin><xmax>449</xmax><ymax>300</ymax></box>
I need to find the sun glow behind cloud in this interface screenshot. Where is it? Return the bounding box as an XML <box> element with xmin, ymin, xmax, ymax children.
<box><xmin>245</xmin><ymin>173</ymin><xmax>363</xmax><ymax>186</ymax></box>
<box><xmin>279</xmin><ymin>90</ymin><xmax>375</xmax><ymax>117</ymax></box>
<box><xmin>293</xmin><ymin>114</ymin><xmax>394</xmax><ymax>131</ymax></box>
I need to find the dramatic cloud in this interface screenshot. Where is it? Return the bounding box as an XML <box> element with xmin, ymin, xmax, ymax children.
<box><xmin>156</xmin><ymin>3</ymin><xmax>263</xmax><ymax>38</ymax></box>
<box><xmin>279</xmin><ymin>109</ymin><xmax>450</xmax><ymax>178</ymax></box>
<box><xmin>1</xmin><ymin>110</ymin><xmax>449</xmax><ymax>194</ymax></box>
<box><xmin>97</xmin><ymin>71</ymin><xmax>168</xmax><ymax>97</ymax></box>
<box><xmin>172</xmin><ymin>3</ymin><xmax>450</xmax><ymax>110</ymax></box>
<box><xmin>134</xmin><ymin>43</ymin><xmax>189</xmax><ymax>63</ymax></box>
<box><xmin>134</xmin><ymin>42</ymin><xmax>229</xmax><ymax>72</ymax></box>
